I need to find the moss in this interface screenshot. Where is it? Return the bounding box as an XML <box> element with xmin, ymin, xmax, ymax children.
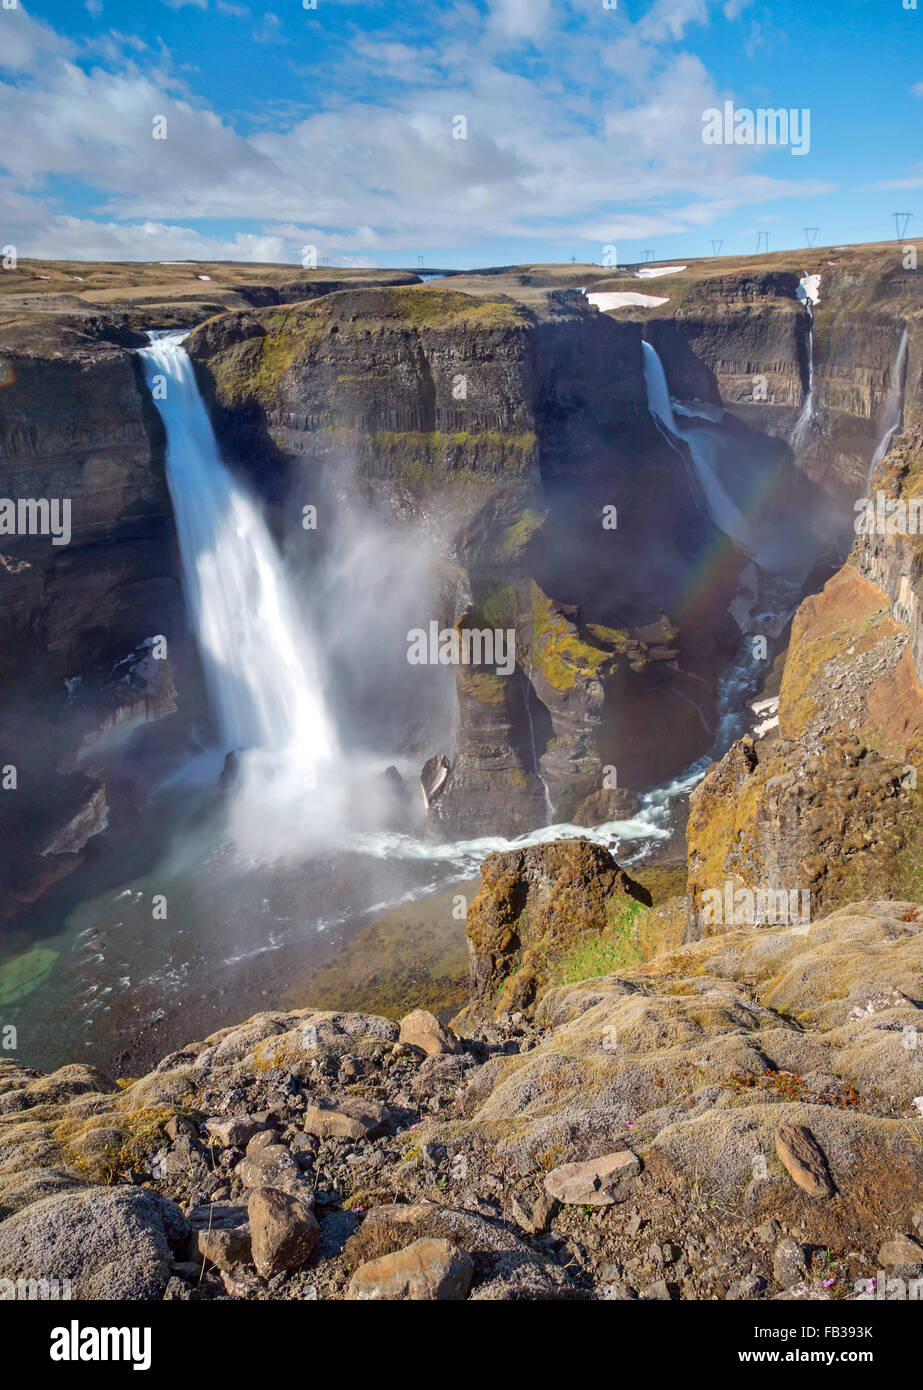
<box><xmin>529</xmin><ymin>581</ymin><xmax>617</xmax><ymax>692</ymax></box>
<box><xmin>53</xmin><ymin>1104</ymin><xmax>179</xmax><ymax>1184</ymax></box>
<box><xmin>371</xmin><ymin>429</ymin><xmax>536</xmax><ymax>484</ymax></box>
<box><xmin>478</xmin><ymin>582</ymin><xmax>521</xmax><ymax>632</ymax></box>
<box><xmin>497</xmin><ymin>507</ymin><xmax>546</xmax><ymax>559</ymax></box>
<box><xmin>461</xmin><ymin>669</ymin><xmax>508</xmax><ymax>705</ymax></box>
<box><xmin>375</xmin><ymin>286</ymin><xmax>530</xmax><ymax>330</ymax></box>
<box><xmin>547</xmin><ymin>896</ymin><xmax>647</xmax><ymax>986</ymax></box>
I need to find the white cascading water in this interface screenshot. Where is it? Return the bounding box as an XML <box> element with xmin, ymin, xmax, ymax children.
<box><xmin>790</xmin><ymin>272</ymin><xmax>820</xmax><ymax>455</ymax></box>
<box><xmin>139</xmin><ymin>332</ymin><xmax>339</xmax><ymax>801</ymax></box>
<box><xmin>866</xmin><ymin>328</ymin><xmax>909</xmax><ymax>484</ymax></box>
<box><xmin>791</xmin><ymin>311</ymin><xmax>814</xmax><ymax>454</ymax></box>
<box><xmin>641</xmin><ymin>340</ymin><xmax>755</xmax><ymax>553</ymax></box>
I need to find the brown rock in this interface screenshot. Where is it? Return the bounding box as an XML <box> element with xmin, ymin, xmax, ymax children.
<box><xmin>878</xmin><ymin>1233</ymin><xmax>923</xmax><ymax>1266</ymax></box>
<box><xmin>302</xmin><ymin>1098</ymin><xmax>390</xmax><ymax>1140</ymax></box>
<box><xmin>774</xmin><ymin>1123</ymin><xmax>835</xmax><ymax>1199</ymax></box>
<box><xmin>347</xmin><ymin>1237</ymin><xmax>474</xmax><ymax>1301</ymax></box>
<box><xmin>510</xmin><ymin>1191</ymin><xmax>556</xmax><ymax>1234</ymax></box>
<box><xmin>164</xmin><ymin>1115</ymin><xmax>197</xmax><ymax>1143</ymax></box>
<box><xmin>544</xmin><ymin>1151</ymin><xmax>641</xmax><ymax>1207</ymax></box>
<box><xmin>248</xmin><ymin>1188</ymin><xmax>319</xmax><ymax>1280</ymax></box>
<box><xmin>195</xmin><ymin>1222</ymin><xmax>252</xmax><ymax>1272</ymax></box>
<box><xmin>398</xmin><ymin>1009</ymin><xmax>461</xmax><ymax>1057</ymax></box>
<box><xmin>204</xmin><ymin>1116</ymin><xmax>266</xmax><ymax>1149</ymax></box>
<box><xmin>461</xmin><ymin>840</ymin><xmax>652</xmax><ymax>1021</ymax></box>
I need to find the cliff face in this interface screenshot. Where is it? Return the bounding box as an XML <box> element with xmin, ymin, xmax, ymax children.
<box><xmin>3</xmin><ymin>246</ymin><xmax>917</xmax><ymax>877</ymax></box>
<box><xmin>0</xmin><ymin>327</ymin><xmax>180</xmax><ymax>690</ymax></box>
<box><xmin>604</xmin><ymin>245</ymin><xmax>922</xmax><ymax>494</ymax></box>
<box><xmin>685</xmin><ymin>562</ymin><xmax>923</xmax><ymax>935</ymax></box>
<box><xmin>190</xmin><ymin>281</ymin><xmax>732</xmax><ymax>825</ymax></box>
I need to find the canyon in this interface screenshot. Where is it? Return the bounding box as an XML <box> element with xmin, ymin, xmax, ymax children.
<box><xmin>0</xmin><ymin>240</ymin><xmax>922</xmax><ymax>1303</ymax></box>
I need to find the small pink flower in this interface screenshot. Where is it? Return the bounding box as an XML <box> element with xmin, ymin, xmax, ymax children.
<box><xmin>823</xmin><ymin>1277</ymin><xmax>835</xmax><ymax>1288</ymax></box>
<box><xmin>353</xmin><ymin>1205</ymin><xmax>365</xmax><ymax>1213</ymax></box>
<box><xmin>624</xmin><ymin>1120</ymin><xmax>634</xmax><ymax>1129</ymax></box>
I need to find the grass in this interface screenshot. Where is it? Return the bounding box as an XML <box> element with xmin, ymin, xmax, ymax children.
<box><xmin>547</xmin><ymin>897</ymin><xmax>647</xmax><ymax>987</ymax></box>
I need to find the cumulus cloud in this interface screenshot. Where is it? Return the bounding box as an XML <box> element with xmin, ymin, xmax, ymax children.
<box><xmin>0</xmin><ymin>1</ymin><xmax>837</xmax><ymax>262</ymax></box>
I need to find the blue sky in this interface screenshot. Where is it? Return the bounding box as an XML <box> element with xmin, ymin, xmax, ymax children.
<box><xmin>0</xmin><ymin>0</ymin><xmax>920</xmax><ymax>266</ymax></box>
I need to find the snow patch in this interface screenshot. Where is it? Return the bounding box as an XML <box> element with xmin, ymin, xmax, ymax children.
<box><xmin>797</xmin><ymin>273</ymin><xmax>821</xmax><ymax>305</ymax></box>
<box><xmin>637</xmin><ymin>265</ymin><xmax>686</xmax><ymax>279</ymax></box>
<box><xmin>588</xmin><ymin>291</ymin><xmax>669</xmax><ymax>311</ymax></box>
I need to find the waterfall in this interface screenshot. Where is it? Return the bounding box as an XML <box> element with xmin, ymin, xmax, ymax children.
<box><xmin>791</xmin><ymin>304</ymin><xmax>814</xmax><ymax>455</ymax></box>
<box><xmin>866</xmin><ymin>328</ymin><xmax>909</xmax><ymax>484</ymax></box>
<box><xmin>521</xmin><ymin>667</ymin><xmax>555</xmax><ymax>820</ymax></box>
<box><xmin>139</xmin><ymin>332</ymin><xmax>338</xmax><ymax>773</ymax></box>
<box><xmin>641</xmin><ymin>341</ymin><xmax>754</xmax><ymax>554</ymax></box>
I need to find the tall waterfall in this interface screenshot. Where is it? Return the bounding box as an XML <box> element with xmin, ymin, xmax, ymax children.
<box><xmin>791</xmin><ymin>304</ymin><xmax>815</xmax><ymax>455</ymax></box>
<box><xmin>139</xmin><ymin>332</ymin><xmax>338</xmax><ymax>771</ymax></box>
<box><xmin>866</xmin><ymin>328</ymin><xmax>909</xmax><ymax>484</ymax></box>
<box><xmin>641</xmin><ymin>340</ymin><xmax>754</xmax><ymax>554</ymax></box>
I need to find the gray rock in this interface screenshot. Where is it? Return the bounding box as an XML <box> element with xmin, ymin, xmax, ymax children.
<box><xmin>0</xmin><ymin>1187</ymin><xmax>188</xmax><ymax>1300</ymax></box>
<box><xmin>234</xmin><ymin>1144</ymin><xmax>303</xmax><ymax>1193</ymax></box>
<box><xmin>544</xmin><ymin>1151</ymin><xmax>640</xmax><ymax>1207</ymax></box>
<box><xmin>773</xmin><ymin>1236</ymin><xmax>809</xmax><ymax>1290</ymax></box>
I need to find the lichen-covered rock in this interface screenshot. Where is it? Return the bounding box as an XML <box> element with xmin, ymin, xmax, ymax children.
<box><xmin>0</xmin><ymin>1187</ymin><xmax>187</xmax><ymax>1300</ymax></box>
<box><xmin>457</xmin><ymin>838</ymin><xmax>652</xmax><ymax>1022</ymax></box>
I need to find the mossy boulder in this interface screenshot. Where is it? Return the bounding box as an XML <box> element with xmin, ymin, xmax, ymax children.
<box><xmin>456</xmin><ymin>838</ymin><xmax>652</xmax><ymax>1024</ymax></box>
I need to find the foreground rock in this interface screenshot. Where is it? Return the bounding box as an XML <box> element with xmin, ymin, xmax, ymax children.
<box><xmin>248</xmin><ymin>1188</ymin><xmax>319</xmax><ymax>1280</ymax></box>
<box><xmin>457</xmin><ymin>839</ymin><xmax>652</xmax><ymax>1023</ymax></box>
<box><xmin>775</xmin><ymin>1123</ymin><xmax>836</xmax><ymax>1199</ymax></box>
<box><xmin>544</xmin><ymin>1151</ymin><xmax>641</xmax><ymax>1207</ymax></box>
<box><xmin>398</xmin><ymin>1010</ymin><xmax>461</xmax><ymax>1057</ymax></box>
<box><xmin>0</xmin><ymin>899</ymin><xmax>920</xmax><ymax>1301</ymax></box>
<box><xmin>0</xmin><ymin>1188</ymin><xmax>186</xmax><ymax>1300</ymax></box>
<box><xmin>347</xmin><ymin>1238</ymin><xmax>474</xmax><ymax>1301</ymax></box>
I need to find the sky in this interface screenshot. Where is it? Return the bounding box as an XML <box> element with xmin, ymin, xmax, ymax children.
<box><xmin>0</xmin><ymin>0</ymin><xmax>920</xmax><ymax>268</ymax></box>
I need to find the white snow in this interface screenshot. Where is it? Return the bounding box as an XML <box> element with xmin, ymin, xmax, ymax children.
<box><xmin>588</xmin><ymin>291</ymin><xmax>669</xmax><ymax>311</ymax></box>
<box><xmin>750</xmin><ymin>695</ymin><xmax>779</xmax><ymax>739</ymax></box>
<box><xmin>797</xmin><ymin>273</ymin><xmax>821</xmax><ymax>306</ymax></box>
<box><xmin>197</xmin><ymin>275</ymin><xmax>212</xmax><ymax>281</ymax></box>
<box><xmin>637</xmin><ymin>265</ymin><xmax>686</xmax><ymax>278</ymax></box>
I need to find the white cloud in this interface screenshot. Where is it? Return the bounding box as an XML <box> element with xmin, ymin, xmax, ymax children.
<box><xmin>0</xmin><ymin>2</ymin><xmax>840</xmax><ymax>262</ymax></box>
<box><xmin>487</xmin><ymin>0</ymin><xmax>553</xmax><ymax>43</ymax></box>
